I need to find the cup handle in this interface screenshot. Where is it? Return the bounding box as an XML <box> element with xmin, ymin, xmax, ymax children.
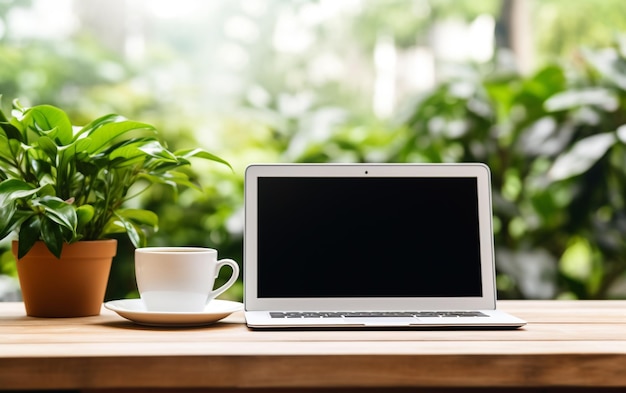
<box><xmin>208</xmin><ymin>258</ymin><xmax>240</xmax><ymax>301</ymax></box>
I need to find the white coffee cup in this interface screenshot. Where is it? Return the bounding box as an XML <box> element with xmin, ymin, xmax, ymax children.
<box><xmin>135</xmin><ymin>247</ymin><xmax>240</xmax><ymax>312</ymax></box>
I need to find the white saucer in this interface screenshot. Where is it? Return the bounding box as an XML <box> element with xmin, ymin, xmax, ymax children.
<box><xmin>104</xmin><ymin>298</ymin><xmax>243</xmax><ymax>327</ymax></box>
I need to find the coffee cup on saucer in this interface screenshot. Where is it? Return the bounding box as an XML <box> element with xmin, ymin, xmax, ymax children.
<box><xmin>135</xmin><ymin>247</ymin><xmax>240</xmax><ymax>313</ymax></box>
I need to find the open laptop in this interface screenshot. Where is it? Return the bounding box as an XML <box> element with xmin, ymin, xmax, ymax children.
<box><xmin>243</xmin><ymin>163</ymin><xmax>526</xmax><ymax>329</ymax></box>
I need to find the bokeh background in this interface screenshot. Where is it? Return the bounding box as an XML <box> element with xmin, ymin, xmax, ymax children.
<box><xmin>2</xmin><ymin>0</ymin><xmax>626</xmax><ymax>302</ymax></box>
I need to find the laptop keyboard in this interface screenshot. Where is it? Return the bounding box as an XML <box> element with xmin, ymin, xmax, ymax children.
<box><xmin>270</xmin><ymin>311</ymin><xmax>488</xmax><ymax>319</ymax></box>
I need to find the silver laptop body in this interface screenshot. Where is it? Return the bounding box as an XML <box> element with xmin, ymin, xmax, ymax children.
<box><xmin>244</xmin><ymin>163</ymin><xmax>526</xmax><ymax>329</ymax></box>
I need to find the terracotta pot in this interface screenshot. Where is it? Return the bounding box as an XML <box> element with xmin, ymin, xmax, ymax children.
<box><xmin>12</xmin><ymin>239</ymin><xmax>117</xmax><ymax>318</ymax></box>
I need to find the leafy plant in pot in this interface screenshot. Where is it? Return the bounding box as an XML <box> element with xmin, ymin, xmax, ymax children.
<box><xmin>0</xmin><ymin>97</ymin><xmax>230</xmax><ymax>317</ymax></box>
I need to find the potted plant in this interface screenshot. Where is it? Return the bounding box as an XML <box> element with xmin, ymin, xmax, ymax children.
<box><xmin>0</xmin><ymin>97</ymin><xmax>230</xmax><ymax>317</ymax></box>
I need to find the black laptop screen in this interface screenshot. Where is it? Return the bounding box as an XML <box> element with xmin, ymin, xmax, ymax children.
<box><xmin>257</xmin><ymin>177</ymin><xmax>483</xmax><ymax>298</ymax></box>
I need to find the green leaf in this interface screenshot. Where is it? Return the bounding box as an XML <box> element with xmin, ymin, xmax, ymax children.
<box><xmin>11</xmin><ymin>98</ymin><xmax>26</xmax><ymax>114</ymax></box>
<box><xmin>33</xmin><ymin>196</ymin><xmax>77</xmax><ymax>235</ymax></box>
<box><xmin>0</xmin><ymin>139</ymin><xmax>24</xmax><ymax>175</ymax></box>
<box><xmin>617</xmin><ymin>124</ymin><xmax>626</xmax><ymax>144</ymax></box>
<box><xmin>175</xmin><ymin>148</ymin><xmax>232</xmax><ymax>170</ymax></box>
<box><xmin>37</xmin><ymin>184</ymin><xmax>57</xmax><ymax>197</ymax></box>
<box><xmin>0</xmin><ymin>179</ymin><xmax>40</xmax><ymax>202</ymax></box>
<box><xmin>17</xmin><ymin>216</ymin><xmax>41</xmax><ymax>259</ymax></box>
<box><xmin>0</xmin><ymin>201</ymin><xmax>18</xmax><ymax>239</ymax></box>
<box><xmin>548</xmin><ymin>133</ymin><xmax>617</xmax><ymax>181</ymax></box>
<box><xmin>56</xmin><ymin>138</ymin><xmax>93</xmax><ymax>191</ymax></box>
<box><xmin>69</xmin><ymin>137</ymin><xmax>93</xmax><ymax>153</ymax></box>
<box><xmin>582</xmin><ymin>47</ymin><xmax>626</xmax><ymax>91</ymax></box>
<box><xmin>151</xmin><ymin>158</ymin><xmax>191</xmax><ymax>174</ymax></box>
<box><xmin>545</xmin><ymin>88</ymin><xmax>618</xmax><ymax>112</ymax></box>
<box><xmin>116</xmin><ymin>208</ymin><xmax>159</xmax><ymax>228</ymax></box>
<box><xmin>23</xmin><ymin>105</ymin><xmax>73</xmax><ymax>145</ymax></box>
<box><xmin>0</xmin><ymin>119</ymin><xmax>23</xmax><ymax>142</ymax></box>
<box><xmin>41</xmin><ymin>217</ymin><xmax>66</xmax><ymax>258</ymax></box>
<box><xmin>113</xmin><ymin>213</ymin><xmax>144</xmax><ymax>248</ymax></box>
<box><xmin>35</xmin><ymin>136</ymin><xmax>58</xmax><ymax>161</ymax></box>
<box><xmin>138</xmin><ymin>140</ymin><xmax>178</xmax><ymax>161</ymax></box>
<box><xmin>101</xmin><ymin>209</ymin><xmax>157</xmax><ymax>248</ymax></box>
<box><xmin>108</xmin><ymin>140</ymin><xmax>156</xmax><ymax>167</ymax></box>
<box><xmin>74</xmin><ymin>114</ymin><xmax>125</xmax><ymax>138</ymax></box>
<box><xmin>84</xmin><ymin>120</ymin><xmax>156</xmax><ymax>154</ymax></box>
<box><xmin>139</xmin><ymin>171</ymin><xmax>197</xmax><ymax>190</ymax></box>
<box><xmin>524</xmin><ymin>65</ymin><xmax>567</xmax><ymax>100</ymax></box>
<box><xmin>100</xmin><ymin>220</ymin><xmax>126</xmax><ymax>236</ymax></box>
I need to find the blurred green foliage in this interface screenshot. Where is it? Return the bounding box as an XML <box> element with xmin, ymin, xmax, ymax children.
<box><xmin>436</xmin><ymin>41</ymin><xmax>626</xmax><ymax>299</ymax></box>
<box><xmin>1</xmin><ymin>1</ymin><xmax>626</xmax><ymax>302</ymax></box>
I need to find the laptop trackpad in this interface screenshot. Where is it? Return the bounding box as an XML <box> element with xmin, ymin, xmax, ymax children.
<box><xmin>346</xmin><ymin>318</ymin><xmax>416</xmax><ymax>326</ymax></box>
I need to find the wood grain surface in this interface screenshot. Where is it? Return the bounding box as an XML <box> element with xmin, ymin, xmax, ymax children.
<box><xmin>2</xmin><ymin>300</ymin><xmax>626</xmax><ymax>392</ymax></box>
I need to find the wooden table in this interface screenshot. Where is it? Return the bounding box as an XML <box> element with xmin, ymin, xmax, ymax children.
<box><xmin>1</xmin><ymin>300</ymin><xmax>626</xmax><ymax>392</ymax></box>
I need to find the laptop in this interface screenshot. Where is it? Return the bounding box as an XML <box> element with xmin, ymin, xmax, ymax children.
<box><xmin>243</xmin><ymin>163</ymin><xmax>526</xmax><ymax>329</ymax></box>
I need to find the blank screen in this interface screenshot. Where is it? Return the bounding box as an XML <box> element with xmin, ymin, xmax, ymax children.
<box><xmin>257</xmin><ymin>177</ymin><xmax>483</xmax><ymax>298</ymax></box>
